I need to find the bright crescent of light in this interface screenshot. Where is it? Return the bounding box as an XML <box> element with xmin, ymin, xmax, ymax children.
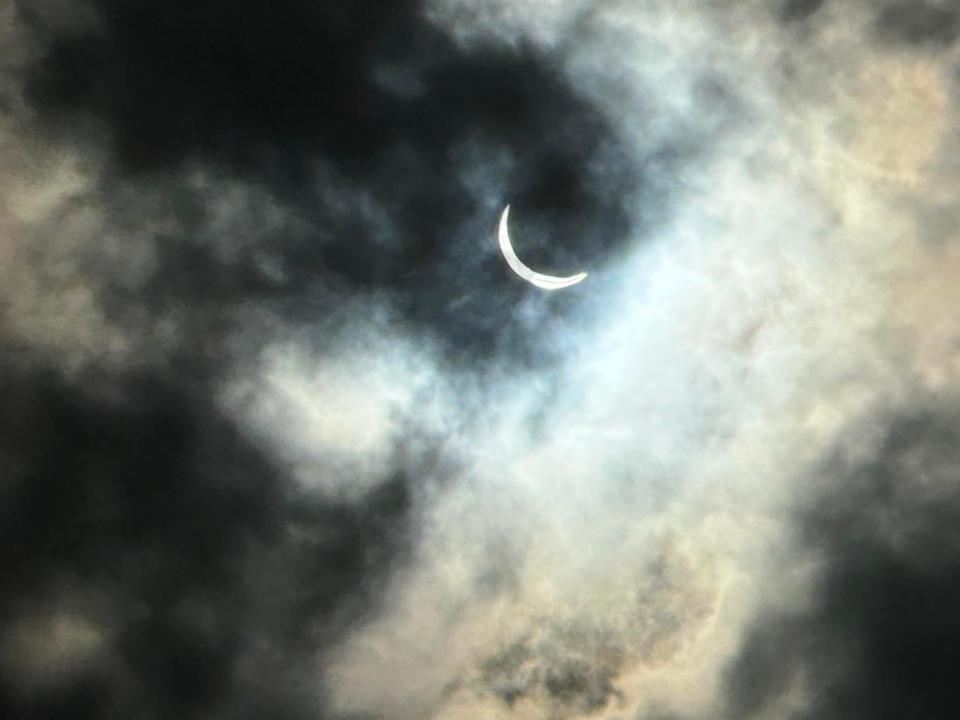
<box><xmin>498</xmin><ymin>205</ymin><xmax>588</xmax><ymax>291</ymax></box>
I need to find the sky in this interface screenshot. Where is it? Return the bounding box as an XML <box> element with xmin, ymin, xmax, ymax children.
<box><xmin>2</xmin><ymin>1</ymin><xmax>960</xmax><ymax>718</ymax></box>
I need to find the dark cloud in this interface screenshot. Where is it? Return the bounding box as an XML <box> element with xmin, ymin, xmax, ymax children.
<box><xmin>0</xmin><ymin>353</ymin><xmax>414</xmax><ymax>719</ymax></box>
<box><xmin>722</xmin><ymin>406</ymin><xmax>960</xmax><ymax>720</ymax></box>
<box><xmin>472</xmin><ymin>627</ymin><xmax>624</xmax><ymax>714</ymax></box>
<box><xmin>0</xmin><ymin>671</ymin><xmax>112</xmax><ymax>720</ymax></box>
<box><xmin>780</xmin><ymin>0</ymin><xmax>829</xmax><ymax>23</ymax></box>
<box><xmin>874</xmin><ymin>1</ymin><xmax>960</xmax><ymax>49</ymax></box>
<box><xmin>20</xmin><ymin>0</ymin><xmax>649</xmax><ymax>365</ymax></box>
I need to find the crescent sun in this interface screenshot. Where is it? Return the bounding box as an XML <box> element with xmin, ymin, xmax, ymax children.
<box><xmin>498</xmin><ymin>205</ymin><xmax>588</xmax><ymax>291</ymax></box>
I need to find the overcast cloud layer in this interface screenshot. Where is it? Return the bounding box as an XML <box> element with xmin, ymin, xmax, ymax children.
<box><xmin>2</xmin><ymin>1</ymin><xmax>960</xmax><ymax>718</ymax></box>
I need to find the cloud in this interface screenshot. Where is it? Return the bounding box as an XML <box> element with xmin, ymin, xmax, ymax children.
<box><xmin>1</xmin><ymin>0</ymin><xmax>959</xmax><ymax>718</ymax></box>
<box><xmin>874</xmin><ymin>0</ymin><xmax>960</xmax><ymax>48</ymax></box>
<box><xmin>721</xmin><ymin>404</ymin><xmax>960</xmax><ymax>720</ymax></box>
<box><xmin>222</xmin><ymin>305</ymin><xmax>454</xmax><ymax>503</ymax></box>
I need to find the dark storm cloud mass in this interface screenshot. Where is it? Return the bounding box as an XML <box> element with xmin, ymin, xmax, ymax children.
<box><xmin>21</xmin><ymin>0</ymin><xmax>643</xmax><ymax>363</ymax></box>
<box><xmin>0</xmin><ymin>352</ymin><xmax>415</xmax><ymax>719</ymax></box>
<box><xmin>874</xmin><ymin>1</ymin><xmax>960</xmax><ymax>49</ymax></box>
<box><xmin>722</xmin><ymin>406</ymin><xmax>960</xmax><ymax>720</ymax></box>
